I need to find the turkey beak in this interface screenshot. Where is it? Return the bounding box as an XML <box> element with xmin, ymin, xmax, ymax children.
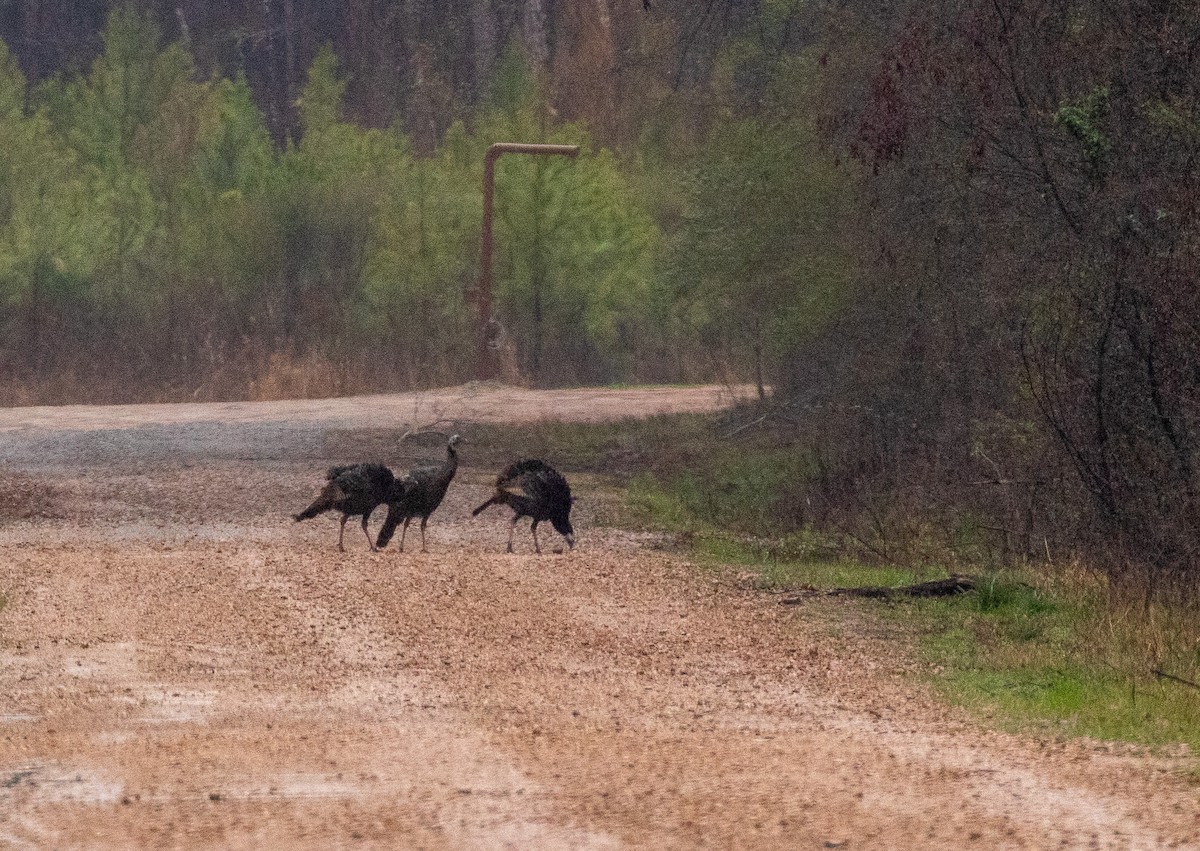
<box><xmin>566</xmin><ymin>534</ymin><xmax>576</xmax><ymax>550</ymax></box>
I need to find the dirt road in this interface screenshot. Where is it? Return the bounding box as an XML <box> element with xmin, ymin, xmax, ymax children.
<box><xmin>0</xmin><ymin>385</ymin><xmax>1196</xmax><ymax>849</ymax></box>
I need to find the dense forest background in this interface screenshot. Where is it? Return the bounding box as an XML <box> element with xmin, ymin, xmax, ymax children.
<box><xmin>0</xmin><ymin>0</ymin><xmax>1197</xmax><ymax>588</ymax></box>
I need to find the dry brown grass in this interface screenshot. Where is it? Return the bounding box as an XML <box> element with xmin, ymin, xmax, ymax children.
<box><xmin>0</xmin><ymin>348</ymin><xmax>468</xmax><ymax>406</ymax></box>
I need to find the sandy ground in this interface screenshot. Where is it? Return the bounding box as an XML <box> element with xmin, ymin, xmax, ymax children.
<box><xmin>0</xmin><ymin>384</ymin><xmax>1196</xmax><ymax>850</ymax></box>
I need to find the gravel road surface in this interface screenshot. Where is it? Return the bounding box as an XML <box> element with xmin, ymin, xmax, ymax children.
<box><xmin>0</xmin><ymin>384</ymin><xmax>1196</xmax><ymax>849</ymax></box>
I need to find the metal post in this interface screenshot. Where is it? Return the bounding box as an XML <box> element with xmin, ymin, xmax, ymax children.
<box><xmin>476</xmin><ymin>142</ymin><xmax>580</xmax><ymax>381</ymax></box>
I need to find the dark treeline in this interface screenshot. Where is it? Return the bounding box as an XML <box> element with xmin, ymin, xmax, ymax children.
<box><xmin>2</xmin><ymin>0</ymin><xmax>1198</xmax><ymax>590</ymax></box>
<box><xmin>2</xmin><ymin>0</ymin><xmax>725</xmax><ymax>151</ymax></box>
<box><xmin>785</xmin><ymin>0</ymin><xmax>1200</xmax><ymax>594</ymax></box>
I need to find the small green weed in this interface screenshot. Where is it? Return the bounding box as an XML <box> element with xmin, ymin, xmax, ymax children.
<box><xmin>3</xmin><ymin>770</ymin><xmax>34</xmax><ymax>788</ymax></box>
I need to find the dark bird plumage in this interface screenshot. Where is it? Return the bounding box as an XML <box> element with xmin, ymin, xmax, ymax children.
<box><xmin>471</xmin><ymin>459</ymin><xmax>575</xmax><ymax>554</ymax></box>
<box><xmin>376</xmin><ymin>434</ymin><xmax>462</xmax><ymax>552</ymax></box>
<box><xmin>293</xmin><ymin>462</ymin><xmax>395</xmax><ymax>552</ymax></box>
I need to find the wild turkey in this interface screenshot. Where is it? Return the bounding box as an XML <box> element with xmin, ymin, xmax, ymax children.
<box><xmin>293</xmin><ymin>462</ymin><xmax>394</xmax><ymax>552</ymax></box>
<box><xmin>471</xmin><ymin>459</ymin><xmax>575</xmax><ymax>554</ymax></box>
<box><xmin>376</xmin><ymin>434</ymin><xmax>461</xmax><ymax>553</ymax></box>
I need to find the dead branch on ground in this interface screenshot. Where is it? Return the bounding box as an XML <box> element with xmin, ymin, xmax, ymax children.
<box><xmin>780</xmin><ymin>575</ymin><xmax>976</xmax><ymax>605</ymax></box>
<box><xmin>1151</xmin><ymin>668</ymin><xmax>1200</xmax><ymax>691</ymax></box>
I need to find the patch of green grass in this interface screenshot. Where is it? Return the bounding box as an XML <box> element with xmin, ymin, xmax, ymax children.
<box><xmin>626</xmin><ymin>474</ymin><xmax>696</xmax><ymax>529</ymax></box>
<box><xmin>625</xmin><ymin>446</ymin><xmax>812</xmax><ymax>537</ymax></box>
<box><xmin>884</xmin><ymin>574</ymin><xmax>1200</xmax><ymax>751</ymax></box>
<box><xmin>940</xmin><ymin>666</ymin><xmax>1200</xmax><ymax>747</ymax></box>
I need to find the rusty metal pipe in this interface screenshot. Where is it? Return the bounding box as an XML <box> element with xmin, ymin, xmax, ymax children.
<box><xmin>476</xmin><ymin>142</ymin><xmax>580</xmax><ymax>381</ymax></box>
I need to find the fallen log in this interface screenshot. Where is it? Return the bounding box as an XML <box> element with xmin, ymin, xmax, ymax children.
<box><xmin>1151</xmin><ymin>668</ymin><xmax>1200</xmax><ymax>691</ymax></box>
<box><xmin>780</xmin><ymin>575</ymin><xmax>976</xmax><ymax>605</ymax></box>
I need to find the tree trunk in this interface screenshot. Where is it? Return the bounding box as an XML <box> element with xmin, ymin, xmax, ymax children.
<box><xmin>522</xmin><ymin>0</ymin><xmax>549</xmax><ymax>67</ymax></box>
<box><xmin>471</xmin><ymin>0</ymin><xmax>496</xmax><ymax>100</ymax></box>
<box><xmin>260</xmin><ymin>0</ymin><xmax>284</xmax><ymax>146</ymax></box>
<box><xmin>529</xmin><ymin>162</ymin><xmax>546</xmax><ymax>381</ymax></box>
<box><xmin>752</xmin><ymin>314</ymin><xmax>765</xmax><ymax>400</ymax></box>
<box><xmin>282</xmin><ymin>0</ymin><xmax>295</xmax><ymax>140</ymax></box>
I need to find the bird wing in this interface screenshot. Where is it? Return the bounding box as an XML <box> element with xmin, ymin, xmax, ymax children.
<box><xmin>496</xmin><ymin>458</ymin><xmax>552</xmax><ymax>488</ymax></box>
<box><xmin>523</xmin><ymin>465</ymin><xmax>571</xmax><ymax>504</ymax></box>
<box><xmin>326</xmin><ymin>463</ymin><xmax>393</xmax><ymax>499</ymax></box>
<box><xmin>329</xmin><ymin>466</ymin><xmax>368</xmax><ymax>491</ymax></box>
<box><xmin>383</xmin><ymin>468</ymin><xmax>426</xmax><ymax>511</ymax></box>
<box><xmin>494</xmin><ymin>460</ymin><xmax>572</xmax><ymax>516</ymax></box>
<box><xmin>397</xmin><ymin>463</ymin><xmax>443</xmax><ymax>500</ymax></box>
<box><xmin>326</xmin><ymin>463</ymin><xmax>359</xmax><ymax>481</ymax></box>
<box><xmin>405</xmin><ymin>462</ymin><xmax>441</xmax><ymax>485</ymax></box>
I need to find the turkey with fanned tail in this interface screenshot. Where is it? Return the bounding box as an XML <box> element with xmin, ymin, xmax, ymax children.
<box><xmin>472</xmin><ymin>459</ymin><xmax>575</xmax><ymax>554</ymax></box>
<box><xmin>293</xmin><ymin>463</ymin><xmax>395</xmax><ymax>552</ymax></box>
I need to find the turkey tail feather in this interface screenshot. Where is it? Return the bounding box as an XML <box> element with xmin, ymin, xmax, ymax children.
<box><xmin>293</xmin><ymin>500</ymin><xmax>327</xmax><ymax>522</ymax></box>
<box><xmin>376</xmin><ymin>505</ymin><xmax>401</xmax><ymax>548</ymax></box>
<box><xmin>293</xmin><ymin>481</ymin><xmax>343</xmax><ymax>522</ymax></box>
<box><xmin>472</xmin><ymin>495</ymin><xmax>500</xmax><ymax>517</ymax></box>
